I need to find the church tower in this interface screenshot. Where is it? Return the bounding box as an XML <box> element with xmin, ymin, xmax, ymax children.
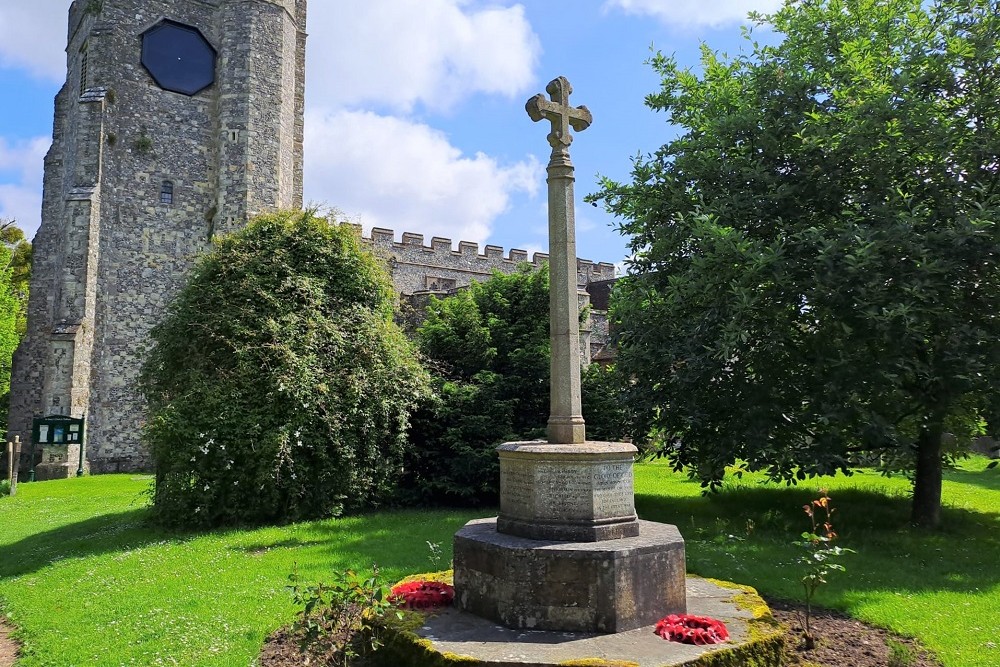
<box><xmin>7</xmin><ymin>0</ymin><xmax>307</xmax><ymax>476</ymax></box>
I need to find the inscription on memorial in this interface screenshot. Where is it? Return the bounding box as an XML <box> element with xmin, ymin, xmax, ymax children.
<box><xmin>500</xmin><ymin>454</ymin><xmax>635</xmax><ymax>522</ymax></box>
<box><xmin>592</xmin><ymin>462</ymin><xmax>634</xmax><ymax>518</ymax></box>
<box><xmin>537</xmin><ymin>463</ymin><xmax>593</xmax><ymax>519</ymax></box>
<box><xmin>500</xmin><ymin>461</ymin><xmax>535</xmax><ymax>517</ymax></box>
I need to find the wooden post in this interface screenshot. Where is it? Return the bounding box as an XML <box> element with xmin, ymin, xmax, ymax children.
<box><xmin>9</xmin><ymin>436</ymin><xmax>21</xmax><ymax>496</ymax></box>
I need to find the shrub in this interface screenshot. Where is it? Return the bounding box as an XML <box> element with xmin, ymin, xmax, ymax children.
<box><xmin>401</xmin><ymin>266</ymin><xmax>629</xmax><ymax>505</ymax></box>
<box><xmin>581</xmin><ymin>362</ymin><xmax>629</xmax><ymax>442</ymax></box>
<box><xmin>287</xmin><ymin>565</ymin><xmax>396</xmax><ymax>667</ymax></box>
<box><xmin>141</xmin><ymin>210</ymin><xmax>428</xmax><ymax>527</ymax></box>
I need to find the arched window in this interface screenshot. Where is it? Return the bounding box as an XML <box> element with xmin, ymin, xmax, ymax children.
<box><xmin>160</xmin><ymin>180</ymin><xmax>174</xmax><ymax>205</ymax></box>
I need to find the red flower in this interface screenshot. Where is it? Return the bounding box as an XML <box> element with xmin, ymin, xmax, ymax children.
<box><xmin>389</xmin><ymin>580</ymin><xmax>455</xmax><ymax>610</ymax></box>
<box><xmin>654</xmin><ymin>614</ymin><xmax>730</xmax><ymax>645</ymax></box>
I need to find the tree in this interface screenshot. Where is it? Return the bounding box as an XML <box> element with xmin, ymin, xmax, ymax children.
<box><xmin>140</xmin><ymin>210</ymin><xmax>428</xmax><ymax>527</ymax></box>
<box><xmin>403</xmin><ymin>266</ymin><xmax>549</xmax><ymax>505</ymax></box>
<box><xmin>0</xmin><ymin>219</ymin><xmax>30</xmax><ymax>433</ymax></box>
<box><xmin>592</xmin><ymin>0</ymin><xmax>1000</xmax><ymax>527</ymax></box>
<box><xmin>402</xmin><ymin>266</ymin><xmax>629</xmax><ymax>504</ymax></box>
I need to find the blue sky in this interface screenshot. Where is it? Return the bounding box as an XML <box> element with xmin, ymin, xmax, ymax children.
<box><xmin>0</xmin><ymin>0</ymin><xmax>781</xmax><ymax>267</ymax></box>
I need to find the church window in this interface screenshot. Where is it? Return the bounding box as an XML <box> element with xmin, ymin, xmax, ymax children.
<box><xmin>79</xmin><ymin>43</ymin><xmax>89</xmax><ymax>96</ymax></box>
<box><xmin>141</xmin><ymin>20</ymin><xmax>216</xmax><ymax>96</ymax></box>
<box><xmin>160</xmin><ymin>181</ymin><xmax>174</xmax><ymax>205</ymax></box>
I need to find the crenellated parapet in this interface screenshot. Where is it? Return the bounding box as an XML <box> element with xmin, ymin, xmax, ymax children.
<box><xmin>350</xmin><ymin>225</ymin><xmax>616</xmax><ymax>296</ymax></box>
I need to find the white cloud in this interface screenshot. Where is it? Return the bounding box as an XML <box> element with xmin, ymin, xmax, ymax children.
<box><xmin>0</xmin><ymin>1</ymin><xmax>544</xmax><ymax>246</ymax></box>
<box><xmin>604</xmin><ymin>0</ymin><xmax>783</xmax><ymax>28</ymax></box>
<box><xmin>0</xmin><ymin>1</ymin><xmax>70</xmax><ymax>81</ymax></box>
<box><xmin>0</xmin><ymin>137</ymin><xmax>50</xmax><ymax>238</ymax></box>
<box><xmin>308</xmin><ymin>1</ymin><xmax>540</xmax><ymax>112</ymax></box>
<box><xmin>304</xmin><ymin>110</ymin><xmax>541</xmax><ymax>243</ymax></box>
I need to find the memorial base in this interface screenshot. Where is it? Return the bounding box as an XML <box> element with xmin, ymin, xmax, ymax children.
<box><xmin>497</xmin><ymin>441</ymin><xmax>640</xmax><ymax>542</ymax></box>
<box><xmin>376</xmin><ymin>574</ymin><xmax>785</xmax><ymax>667</ymax></box>
<box><xmin>454</xmin><ymin>518</ymin><xmax>686</xmax><ymax>634</ymax></box>
<box><xmin>34</xmin><ymin>462</ymin><xmax>88</xmax><ymax>481</ymax></box>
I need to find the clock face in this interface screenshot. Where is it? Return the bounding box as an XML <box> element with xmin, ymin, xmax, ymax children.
<box><xmin>141</xmin><ymin>20</ymin><xmax>216</xmax><ymax>96</ymax></box>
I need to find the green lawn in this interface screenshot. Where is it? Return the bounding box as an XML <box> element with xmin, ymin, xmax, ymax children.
<box><xmin>1</xmin><ymin>460</ymin><xmax>998</xmax><ymax>666</ymax></box>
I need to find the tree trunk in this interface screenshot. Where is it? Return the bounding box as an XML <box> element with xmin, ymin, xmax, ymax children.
<box><xmin>911</xmin><ymin>417</ymin><xmax>944</xmax><ymax>528</ymax></box>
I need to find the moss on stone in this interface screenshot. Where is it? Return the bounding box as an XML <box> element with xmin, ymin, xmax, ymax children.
<box><xmin>372</xmin><ymin>573</ymin><xmax>786</xmax><ymax>667</ymax></box>
<box><xmin>369</xmin><ymin>571</ymin><xmax>474</xmax><ymax>667</ymax></box>
<box><xmin>680</xmin><ymin>579</ymin><xmax>786</xmax><ymax>667</ymax></box>
<box><xmin>393</xmin><ymin>569</ymin><xmax>454</xmax><ymax>586</ymax></box>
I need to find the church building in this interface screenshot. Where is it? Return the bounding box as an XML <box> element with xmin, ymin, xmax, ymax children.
<box><xmin>7</xmin><ymin>0</ymin><xmax>307</xmax><ymax>476</ymax></box>
<box><xmin>6</xmin><ymin>0</ymin><xmax>614</xmax><ymax>477</ymax></box>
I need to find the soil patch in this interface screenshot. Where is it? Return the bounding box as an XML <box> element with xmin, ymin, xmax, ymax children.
<box><xmin>259</xmin><ymin>598</ymin><xmax>942</xmax><ymax>666</ymax></box>
<box><xmin>767</xmin><ymin>598</ymin><xmax>941</xmax><ymax>667</ymax></box>
<box><xmin>0</xmin><ymin>618</ymin><xmax>19</xmax><ymax>667</ymax></box>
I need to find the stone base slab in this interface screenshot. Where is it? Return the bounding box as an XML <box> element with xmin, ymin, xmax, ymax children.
<box><xmin>497</xmin><ymin>441</ymin><xmax>639</xmax><ymax>542</ymax></box>
<box><xmin>375</xmin><ymin>576</ymin><xmax>785</xmax><ymax>667</ymax></box>
<box><xmin>454</xmin><ymin>517</ymin><xmax>686</xmax><ymax>633</ymax></box>
<box><xmin>496</xmin><ymin>515</ymin><xmax>639</xmax><ymax>541</ymax></box>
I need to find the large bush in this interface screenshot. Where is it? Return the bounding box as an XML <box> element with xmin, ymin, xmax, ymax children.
<box><xmin>141</xmin><ymin>210</ymin><xmax>427</xmax><ymax>527</ymax></box>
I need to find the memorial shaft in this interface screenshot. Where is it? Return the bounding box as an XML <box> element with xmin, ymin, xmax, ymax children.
<box><xmin>526</xmin><ymin>76</ymin><xmax>592</xmax><ymax>445</ymax></box>
<box><xmin>546</xmin><ymin>153</ymin><xmax>585</xmax><ymax>444</ymax></box>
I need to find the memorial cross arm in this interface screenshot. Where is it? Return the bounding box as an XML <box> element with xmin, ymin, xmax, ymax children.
<box><xmin>526</xmin><ymin>76</ymin><xmax>592</xmax><ymax>150</ymax></box>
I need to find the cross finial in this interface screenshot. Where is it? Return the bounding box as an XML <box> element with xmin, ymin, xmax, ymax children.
<box><xmin>526</xmin><ymin>76</ymin><xmax>592</xmax><ymax>151</ymax></box>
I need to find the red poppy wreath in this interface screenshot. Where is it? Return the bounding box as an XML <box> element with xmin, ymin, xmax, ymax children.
<box><xmin>389</xmin><ymin>580</ymin><xmax>455</xmax><ymax>610</ymax></box>
<box><xmin>654</xmin><ymin>614</ymin><xmax>729</xmax><ymax>645</ymax></box>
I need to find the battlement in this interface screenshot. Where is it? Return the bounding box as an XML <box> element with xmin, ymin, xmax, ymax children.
<box><xmin>350</xmin><ymin>225</ymin><xmax>616</xmax><ymax>291</ymax></box>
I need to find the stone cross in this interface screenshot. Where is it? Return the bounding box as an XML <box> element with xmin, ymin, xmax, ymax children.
<box><xmin>526</xmin><ymin>76</ymin><xmax>591</xmax><ymax>444</ymax></box>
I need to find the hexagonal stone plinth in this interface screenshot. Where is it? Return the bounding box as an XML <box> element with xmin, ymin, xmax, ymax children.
<box><xmin>454</xmin><ymin>518</ymin><xmax>686</xmax><ymax>633</ymax></box>
<box><xmin>497</xmin><ymin>441</ymin><xmax>639</xmax><ymax>541</ymax></box>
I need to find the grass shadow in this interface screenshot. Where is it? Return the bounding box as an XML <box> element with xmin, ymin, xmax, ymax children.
<box><xmin>943</xmin><ymin>465</ymin><xmax>1000</xmax><ymax>492</ymax></box>
<box><xmin>233</xmin><ymin>508</ymin><xmax>484</xmax><ymax>577</ymax></box>
<box><xmin>636</xmin><ymin>483</ymin><xmax>1000</xmax><ymax>604</ymax></box>
<box><xmin>0</xmin><ymin>508</ymin><xmax>178</xmax><ymax>579</ymax></box>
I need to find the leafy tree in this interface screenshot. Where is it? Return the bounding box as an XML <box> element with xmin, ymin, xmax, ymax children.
<box><xmin>592</xmin><ymin>0</ymin><xmax>1000</xmax><ymax>527</ymax></box>
<box><xmin>0</xmin><ymin>219</ymin><xmax>30</xmax><ymax>433</ymax></box>
<box><xmin>402</xmin><ymin>266</ymin><xmax>628</xmax><ymax>504</ymax></box>
<box><xmin>403</xmin><ymin>267</ymin><xmax>549</xmax><ymax>505</ymax></box>
<box><xmin>140</xmin><ymin>210</ymin><xmax>428</xmax><ymax>527</ymax></box>
<box><xmin>1</xmin><ymin>220</ymin><xmax>31</xmax><ymax>337</ymax></box>
<box><xmin>419</xmin><ymin>265</ymin><xmax>551</xmax><ymax>432</ymax></box>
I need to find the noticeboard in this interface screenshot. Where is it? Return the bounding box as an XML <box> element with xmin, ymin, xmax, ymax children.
<box><xmin>32</xmin><ymin>415</ymin><xmax>85</xmax><ymax>446</ymax></box>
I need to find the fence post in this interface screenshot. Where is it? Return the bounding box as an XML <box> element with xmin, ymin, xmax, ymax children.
<box><xmin>10</xmin><ymin>436</ymin><xmax>21</xmax><ymax>496</ymax></box>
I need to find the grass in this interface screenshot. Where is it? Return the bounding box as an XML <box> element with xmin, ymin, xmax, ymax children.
<box><xmin>633</xmin><ymin>458</ymin><xmax>1000</xmax><ymax>667</ymax></box>
<box><xmin>0</xmin><ymin>476</ymin><xmax>479</xmax><ymax>666</ymax></box>
<box><xmin>0</xmin><ymin>459</ymin><xmax>997</xmax><ymax>666</ymax></box>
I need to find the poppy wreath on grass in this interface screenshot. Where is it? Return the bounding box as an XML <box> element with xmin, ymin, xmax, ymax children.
<box><xmin>389</xmin><ymin>581</ymin><xmax>455</xmax><ymax>610</ymax></box>
<box><xmin>654</xmin><ymin>614</ymin><xmax>730</xmax><ymax>645</ymax></box>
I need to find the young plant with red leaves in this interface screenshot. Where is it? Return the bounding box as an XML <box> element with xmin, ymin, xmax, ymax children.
<box><xmin>795</xmin><ymin>490</ymin><xmax>854</xmax><ymax>649</ymax></box>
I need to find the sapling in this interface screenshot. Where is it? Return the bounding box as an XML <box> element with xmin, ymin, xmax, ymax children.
<box><xmin>426</xmin><ymin>540</ymin><xmax>444</xmax><ymax>569</ymax></box>
<box><xmin>287</xmin><ymin>563</ymin><xmax>399</xmax><ymax>667</ymax></box>
<box><xmin>794</xmin><ymin>489</ymin><xmax>853</xmax><ymax>650</ymax></box>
